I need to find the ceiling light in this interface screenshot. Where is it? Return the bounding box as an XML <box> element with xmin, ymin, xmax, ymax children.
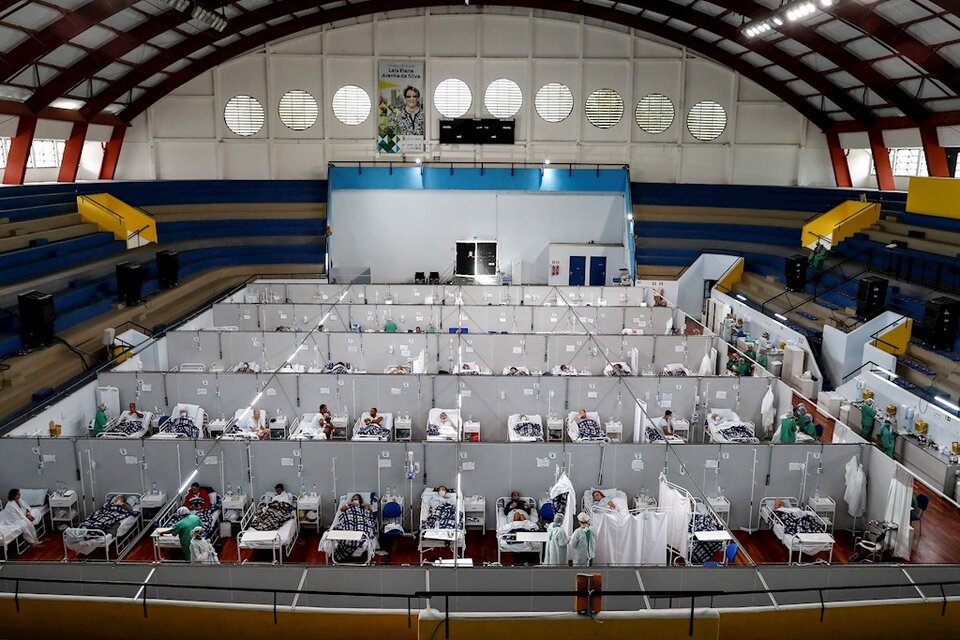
<box><xmin>742</xmin><ymin>0</ymin><xmax>821</xmax><ymax>37</ymax></box>
<box><xmin>736</xmin><ymin>294</ymin><xmax>747</xmax><ymax>301</ymax></box>
<box><xmin>774</xmin><ymin>313</ymin><xmax>788</xmax><ymax>321</ymax></box>
<box><xmin>544</xmin><ymin>159</ymin><xmax>551</xmax><ymax>165</ymax></box>
<box><xmin>936</xmin><ymin>396</ymin><xmax>960</xmax><ymax>413</ymax></box>
<box><xmin>871</xmin><ymin>366</ymin><xmax>898</xmax><ymax>380</ymax></box>
<box><xmin>164</xmin><ymin>0</ymin><xmax>190</xmax><ymax>11</ymax></box>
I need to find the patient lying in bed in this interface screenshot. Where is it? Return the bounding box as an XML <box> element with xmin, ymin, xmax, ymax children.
<box><xmin>503</xmin><ymin>492</ymin><xmax>532</xmax><ymax>521</ymax></box>
<box><xmin>589</xmin><ymin>490</ymin><xmax>627</xmax><ymax>513</ymax></box>
<box><xmin>427</xmin><ymin>411</ymin><xmax>459</xmax><ymax>439</ymax></box>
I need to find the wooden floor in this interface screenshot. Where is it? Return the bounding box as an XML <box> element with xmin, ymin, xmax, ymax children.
<box><xmin>16</xmin><ymin>479</ymin><xmax>960</xmax><ymax>566</ymax></box>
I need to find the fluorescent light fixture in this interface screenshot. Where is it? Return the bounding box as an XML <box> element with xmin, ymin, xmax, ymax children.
<box><xmin>774</xmin><ymin>313</ymin><xmax>788</xmax><ymax>321</ymax></box>
<box><xmin>871</xmin><ymin>367</ymin><xmax>898</xmax><ymax>380</ymax></box>
<box><xmin>50</xmin><ymin>98</ymin><xmax>84</xmax><ymax>110</ymax></box>
<box><xmin>885</xmin><ymin>243</ymin><xmax>898</xmax><ymax>249</ymax></box>
<box><xmin>736</xmin><ymin>294</ymin><xmax>747</xmax><ymax>302</ymax></box>
<box><xmin>935</xmin><ymin>396</ymin><xmax>960</xmax><ymax>413</ymax></box>
<box><xmin>544</xmin><ymin>159</ymin><xmax>551</xmax><ymax>165</ymax></box>
<box><xmin>415</xmin><ymin>158</ymin><xmax>422</xmax><ymax>165</ymax></box>
<box><xmin>177</xmin><ymin>469</ymin><xmax>199</xmax><ymax>494</ymax></box>
<box><xmin>742</xmin><ymin>0</ymin><xmax>819</xmax><ymax>37</ymax></box>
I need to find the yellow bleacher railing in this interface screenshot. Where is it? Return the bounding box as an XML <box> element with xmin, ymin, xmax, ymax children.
<box><xmin>715</xmin><ymin>256</ymin><xmax>744</xmax><ymax>294</ymax></box>
<box><xmin>77</xmin><ymin>193</ymin><xmax>157</xmax><ymax>249</ymax></box>
<box><xmin>801</xmin><ymin>201</ymin><xmax>880</xmax><ymax>251</ymax></box>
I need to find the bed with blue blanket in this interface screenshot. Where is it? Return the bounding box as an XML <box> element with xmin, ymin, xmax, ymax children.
<box><xmin>63</xmin><ymin>493</ymin><xmax>142</xmax><ymax>560</ymax></box>
<box><xmin>706</xmin><ymin>409</ymin><xmax>759</xmax><ymax>443</ymax></box>
<box><xmin>419</xmin><ymin>487</ymin><xmax>466</xmax><ymax>563</ymax></box>
<box><xmin>496</xmin><ymin>496</ymin><xmax>541</xmax><ymax>562</ymax></box>
<box><xmin>152</xmin><ymin>489</ymin><xmax>222</xmax><ymax>560</ymax></box>
<box><xmin>154</xmin><ymin>404</ymin><xmax>207</xmax><ymax>439</ymax></box>
<box><xmin>319</xmin><ymin>492</ymin><xmax>379</xmax><ymax>565</ymax></box>
<box><xmin>688</xmin><ymin>505</ymin><xmax>725</xmax><ymax>564</ymax></box>
<box><xmin>352</xmin><ymin>413</ymin><xmax>393</xmax><ymax>441</ymax></box>
<box><xmin>323</xmin><ymin>362</ymin><xmax>353</xmax><ymax>374</ymax></box>
<box><xmin>508</xmin><ymin>414</ymin><xmax>544</xmax><ymax>442</ymax></box>
<box><xmin>760</xmin><ymin>497</ymin><xmax>833</xmax><ymax>557</ymax></box>
<box><xmin>98</xmin><ymin>412</ymin><xmax>154</xmax><ymax>439</ymax></box>
<box><xmin>567</xmin><ymin>411</ymin><xmax>607</xmax><ymax>442</ymax></box>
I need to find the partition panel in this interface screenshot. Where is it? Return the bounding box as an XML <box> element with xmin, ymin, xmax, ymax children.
<box><xmin>255</xmin><ymin>374</ymin><xmax>300</xmax><ymax>420</ymax></box>
<box><xmin>0</xmin><ymin>438</ymin><xmax>54</xmax><ymax>497</ymax></box>
<box><xmin>565</xmin><ymin>377</ymin><xmax>626</xmax><ymax>427</ymax></box>
<box><xmin>533</xmin><ymin>306</ymin><xmax>586</xmax><ymax>333</ymax></box>
<box><xmin>165</xmin><ymin>331</ymin><xmax>217</xmax><ymax>368</ymax></box>
<box><xmin>609</xmin><ymin>444</ymin><xmax>669</xmax><ymax>497</ymax></box>
<box><xmin>218</xmin><ymin>331</ymin><xmax>268</xmax><ymax>369</ymax></box>
<box><xmin>141</xmin><ymin>439</ymin><xmax>190</xmax><ymax>497</ymax></box>
<box><xmin>86</xmin><ymin>439</ymin><xmax>149</xmax><ymax>499</ymax></box>
<box><xmin>211</xmin><ymin>303</ymin><xmax>261</xmax><ymax>329</ymax></box>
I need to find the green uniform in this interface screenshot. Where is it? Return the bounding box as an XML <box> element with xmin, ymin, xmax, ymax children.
<box><xmin>779</xmin><ymin>416</ymin><xmax>797</xmax><ymax>444</ymax></box>
<box><xmin>726</xmin><ymin>358</ymin><xmax>738</xmax><ymax>373</ymax></box>
<box><xmin>93</xmin><ymin>409</ymin><xmax>108</xmax><ymax>436</ymax></box>
<box><xmin>757</xmin><ymin>354</ymin><xmax>769</xmax><ymax>370</ymax></box>
<box><xmin>880</xmin><ymin>423</ymin><xmax>895</xmax><ymax>458</ymax></box>
<box><xmin>800</xmin><ymin>418</ymin><xmax>818</xmax><ymax>439</ymax></box>
<box><xmin>426</xmin><ymin>325</ymin><xmax>437</xmax><ymax>334</ymax></box>
<box><xmin>860</xmin><ymin>404</ymin><xmax>877</xmax><ymax>438</ymax></box>
<box><xmin>383</xmin><ymin>321</ymin><xmax>398</xmax><ymax>333</ymax></box>
<box><xmin>170</xmin><ymin>514</ymin><xmax>202</xmax><ymax>561</ymax></box>
<box><xmin>745</xmin><ymin>348</ymin><xmax>757</xmax><ymax>362</ymax></box>
<box><xmin>736</xmin><ymin>361</ymin><xmax>751</xmax><ymax>376</ymax></box>
<box><xmin>910</xmin><ymin>496</ymin><xmax>920</xmax><ymax>521</ymax></box>
<box><xmin>810</xmin><ymin>245</ymin><xmax>827</xmax><ymax>269</ymax></box>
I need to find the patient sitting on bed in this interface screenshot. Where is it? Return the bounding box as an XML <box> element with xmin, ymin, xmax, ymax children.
<box><xmin>387</xmin><ymin>364</ymin><xmax>410</xmax><ymax>375</ymax></box>
<box><xmin>429</xmin><ymin>486</ymin><xmax>455</xmax><ymax>512</ymax></box>
<box><xmin>507</xmin><ymin>367</ymin><xmax>528</xmax><ymax>376</ymax></box>
<box><xmin>120</xmin><ymin>402</ymin><xmax>144</xmax><ymax>423</ymax></box>
<box><xmin>431</xmin><ymin>412</ymin><xmax>458</xmax><ymax>439</ymax></box>
<box><xmin>590</xmin><ymin>490</ymin><xmax>619</xmax><ymax>512</ymax></box>
<box><xmin>364</xmin><ymin>408</ymin><xmax>383</xmax><ymax>427</ymax></box>
<box><xmin>340</xmin><ymin>493</ymin><xmax>373</xmax><ymax>513</ymax></box>
<box><xmin>504</xmin><ymin>491</ymin><xmax>532</xmax><ymax>521</ymax></box>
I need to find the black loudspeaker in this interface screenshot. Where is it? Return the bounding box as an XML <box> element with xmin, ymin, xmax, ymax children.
<box><xmin>156</xmin><ymin>250</ymin><xmax>180</xmax><ymax>290</ymax></box>
<box><xmin>785</xmin><ymin>255</ymin><xmax>807</xmax><ymax>291</ymax></box>
<box><xmin>856</xmin><ymin>276</ymin><xmax>888</xmax><ymax>319</ymax></box>
<box><xmin>923</xmin><ymin>296</ymin><xmax>960</xmax><ymax>350</ymax></box>
<box><xmin>116</xmin><ymin>262</ymin><xmax>143</xmax><ymax>306</ymax></box>
<box><xmin>18</xmin><ymin>290</ymin><xmax>55</xmax><ymax>350</ymax></box>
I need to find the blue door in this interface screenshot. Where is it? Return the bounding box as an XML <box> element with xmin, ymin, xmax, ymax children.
<box><xmin>569</xmin><ymin>256</ymin><xmax>586</xmax><ymax>286</ymax></box>
<box><xmin>589</xmin><ymin>256</ymin><xmax>607</xmax><ymax>286</ymax></box>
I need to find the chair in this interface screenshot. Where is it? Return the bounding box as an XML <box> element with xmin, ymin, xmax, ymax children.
<box><xmin>724</xmin><ymin>542</ymin><xmax>738</xmax><ymax>565</ymax></box>
<box><xmin>815</xmin><ymin>424</ymin><xmax>824</xmax><ymax>439</ymax></box>
<box><xmin>428</xmin><ymin>271</ymin><xmax>440</xmax><ymax>284</ymax></box>
<box><xmin>381</xmin><ymin>500</ymin><xmax>403</xmax><ymax>536</ymax></box>
<box><xmin>414</xmin><ymin>272</ymin><xmax>426</xmax><ymax>284</ymax></box>
<box><xmin>539</xmin><ymin>502</ymin><xmax>556</xmax><ymax>523</ymax></box>
<box><xmin>913</xmin><ymin>494</ymin><xmax>929</xmax><ymax>538</ymax></box>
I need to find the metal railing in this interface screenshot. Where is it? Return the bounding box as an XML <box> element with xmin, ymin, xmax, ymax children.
<box><xmin>2</xmin><ymin>573</ymin><xmax>960</xmax><ymax>638</ymax></box>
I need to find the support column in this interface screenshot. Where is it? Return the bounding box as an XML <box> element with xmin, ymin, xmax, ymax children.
<box><xmin>868</xmin><ymin>128</ymin><xmax>895</xmax><ymax>191</ymax></box>
<box><xmin>57</xmin><ymin>121</ymin><xmax>88</xmax><ymax>183</ymax></box>
<box><xmin>920</xmin><ymin>123</ymin><xmax>949</xmax><ymax>178</ymax></box>
<box><xmin>825</xmin><ymin>130</ymin><xmax>852</xmax><ymax>188</ymax></box>
<box><xmin>98</xmin><ymin>125</ymin><xmax>126</xmax><ymax>180</ymax></box>
<box><xmin>2</xmin><ymin>115</ymin><xmax>36</xmax><ymax>185</ymax></box>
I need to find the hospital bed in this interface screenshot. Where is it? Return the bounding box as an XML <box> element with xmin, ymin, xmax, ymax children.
<box><xmin>661</xmin><ymin>363</ymin><xmax>692</xmax><ymax>377</ymax></box>
<box><xmin>759</xmin><ymin>497</ymin><xmax>834</xmax><ymax>563</ymax></box>
<box><xmin>687</xmin><ymin>499</ymin><xmax>728</xmax><ymax>565</ymax></box>
<box><xmin>271</xmin><ymin>363</ymin><xmax>306</xmax><ymax>373</ymax></box>
<box><xmin>495</xmin><ymin>496</ymin><xmax>541</xmax><ymax>563</ymax></box>
<box><xmin>427</xmin><ymin>408</ymin><xmax>461</xmax><ymax>441</ymax></box>
<box><xmin>221</xmin><ymin>408</ymin><xmax>266</xmax><ymax>440</ymax></box>
<box><xmin>642</xmin><ymin>413</ymin><xmax>685</xmax><ymax>444</ymax></box>
<box><xmin>151</xmin><ymin>488</ymin><xmax>223</xmax><ymax>561</ymax></box>
<box><xmin>319</xmin><ymin>492</ymin><xmax>379</xmax><ymax>565</ymax></box>
<box><xmin>603</xmin><ymin>362</ymin><xmax>632</xmax><ymax>376</ymax></box>
<box><xmin>237</xmin><ymin>492</ymin><xmax>299</xmax><ymax>564</ymax></box>
<box><xmin>706</xmin><ymin>409</ymin><xmax>759</xmax><ymax>443</ymax></box>
<box><xmin>0</xmin><ymin>489</ymin><xmax>47</xmax><ymax>560</ymax></box>
<box><xmin>63</xmin><ymin>492</ymin><xmax>143</xmax><ymax>561</ymax></box>
<box><xmin>384</xmin><ymin>364</ymin><xmax>412</xmax><ymax>375</ymax></box>
<box><xmin>98</xmin><ymin>411</ymin><xmax>155</xmax><ymax>439</ymax></box>
<box><xmin>174</xmin><ymin>363</ymin><xmax>207</xmax><ymax>372</ymax></box>
<box><xmin>322</xmin><ymin>362</ymin><xmax>353</xmax><ymax>374</ymax></box>
<box><xmin>503</xmin><ymin>366</ymin><xmax>532</xmax><ymax>376</ymax></box>
<box><xmin>583</xmin><ymin>488</ymin><xmax>630</xmax><ymax>514</ymax></box>
<box><xmin>507</xmin><ymin>414</ymin><xmax>544</xmax><ymax>442</ymax></box>
<box><xmin>456</xmin><ymin>361</ymin><xmax>490</xmax><ymax>375</ymax></box>
<box><xmin>419</xmin><ymin>487</ymin><xmax>466</xmax><ymax>563</ymax></box>
<box><xmin>153</xmin><ymin>403</ymin><xmax>208</xmax><ymax>439</ymax></box>
<box><xmin>289</xmin><ymin>412</ymin><xmax>349</xmax><ymax>440</ymax></box>
<box><xmin>567</xmin><ymin>411</ymin><xmax>608</xmax><ymax>442</ymax></box>
<box><xmin>352</xmin><ymin>412</ymin><xmax>393</xmax><ymax>441</ymax></box>
<box><xmin>552</xmin><ymin>365</ymin><xmax>583</xmax><ymax>376</ymax></box>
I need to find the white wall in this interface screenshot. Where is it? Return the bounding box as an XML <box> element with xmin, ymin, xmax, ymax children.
<box><xmin>547</xmin><ymin>244</ymin><xmax>629</xmax><ymax>286</ymax></box>
<box><xmin>821</xmin><ymin>311</ymin><xmax>906</xmax><ymax>388</ymax></box>
<box><xmin>330</xmin><ymin>190</ymin><xmax>624</xmax><ymax>283</ymax></box>
<box><xmin>8</xmin><ymin>380</ymin><xmax>98</xmax><ymax>437</ymax></box>
<box><xmin>105</xmin><ymin>9</ymin><xmax>831</xmax><ymax>186</ymax></box>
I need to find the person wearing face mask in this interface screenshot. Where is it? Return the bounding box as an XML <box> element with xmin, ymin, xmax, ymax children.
<box><xmin>430</xmin><ymin>485</ymin><xmax>454</xmax><ymax>512</ymax></box>
<box><xmin>170</xmin><ymin>408</ymin><xmax>198</xmax><ymax>438</ymax></box>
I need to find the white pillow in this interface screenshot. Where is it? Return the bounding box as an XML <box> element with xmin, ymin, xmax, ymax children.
<box><xmin>19</xmin><ymin>489</ymin><xmax>47</xmax><ymax>507</ymax></box>
<box><xmin>126</xmin><ymin>494</ymin><xmax>141</xmax><ymax>511</ymax></box>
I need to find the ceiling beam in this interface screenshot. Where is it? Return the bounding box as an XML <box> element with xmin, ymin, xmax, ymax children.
<box><xmin>0</xmin><ymin>0</ymin><xmax>138</xmax><ymax>83</ymax></box>
<box><xmin>96</xmin><ymin>0</ymin><xmax>832</xmax><ymax>130</ymax></box>
<box><xmin>710</xmin><ymin>0</ymin><xmax>931</xmax><ymax>124</ymax></box>
<box><xmin>0</xmin><ymin>98</ymin><xmax>126</xmax><ymax>126</ymax></box>
<box><xmin>824</xmin><ymin>3</ymin><xmax>960</xmax><ymax>98</ymax></box>
<box><xmin>26</xmin><ymin>7</ymin><xmax>189</xmax><ymax>112</ymax></box>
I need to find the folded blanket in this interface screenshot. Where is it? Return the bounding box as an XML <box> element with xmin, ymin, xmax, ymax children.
<box><xmin>250</xmin><ymin>501</ymin><xmax>295</xmax><ymax>531</ymax></box>
<box><xmin>646</xmin><ymin>426</ymin><xmax>665</xmax><ymax>443</ymax></box>
<box><xmin>719</xmin><ymin>425</ymin><xmax>754</xmax><ymax>441</ymax></box>
<box><xmin>114</xmin><ymin>419</ymin><xmax>143</xmax><ymax>435</ymax></box>
<box><xmin>356</xmin><ymin>423</ymin><xmax>390</xmax><ymax>438</ymax></box>
<box><xmin>324</xmin><ymin>363</ymin><xmax>351</xmax><ymax>374</ymax></box>
<box><xmin>689</xmin><ymin>512</ymin><xmax>724</xmax><ymax>564</ymax></box>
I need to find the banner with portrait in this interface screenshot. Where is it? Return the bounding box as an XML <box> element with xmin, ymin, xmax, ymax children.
<box><xmin>378</xmin><ymin>60</ymin><xmax>426</xmax><ymax>154</ymax></box>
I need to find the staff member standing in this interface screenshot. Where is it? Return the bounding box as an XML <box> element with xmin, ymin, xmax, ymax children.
<box><xmin>159</xmin><ymin>507</ymin><xmax>202</xmax><ymax>562</ymax></box>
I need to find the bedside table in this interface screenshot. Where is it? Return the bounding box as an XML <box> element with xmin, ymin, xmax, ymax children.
<box><xmin>297</xmin><ymin>494</ymin><xmax>321</xmax><ymax>534</ymax></box>
<box><xmin>708</xmin><ymin>495</ymin><xmax>731</xmax><ymax>525</ymax></box>
<box><xmin>605</xmin><ymin>420</ymin><xmax>623</xmax><ymax>443</ymax></box>
<box><xmin>807</xmin><ymin>495</ymin><xmax>836</xmax><ymax>533</ymax></box>
<box><xmin>207</xmin><ymin>418</ymin><xmax>229</xmax><ymax>438</ymax></box>
<box><xmin>462</xmin><ymin>495</ymin><xmax>486</xmax><ymax>534</ymax></box>
<box><xmin>394</xmin><ymin>417</ymin><xmax>412</xmax><ymax>442</ymax></box>
<box><xmin>50</xmin><ymin>491</ymin><xmax>79</xmax><ymax>528</ymax></box>
<box><xmin>269</xmin><ymin>416</ymin><xmax>288</xmax><ymax>439</ymax></box>
<box><xmin>546</xmin><ymin>416</ymin><xmax>564</xmax><ymax>442</ymax></box>
<box><xmin>463</xmin><ymin>420</ymin><xmax>480</xmax><ymax>442</ymax></box>
<box><xmin>140</xmin><ymin>492</ymin><xmax>167</xmax><ymax>520</ymax></box>
<box><xmin>222</xmin><ymin>494</ymin><xmax>248</xmax><ymax>534</ymax></box>
<box><xmin>330</xmin><ymin>415</ymin><xmax>349</xmax><ymax>440</ymax></box>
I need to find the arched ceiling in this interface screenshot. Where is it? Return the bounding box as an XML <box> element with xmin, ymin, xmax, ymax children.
<box><xmin>0</xmin><ymin>0</ymin><xmax>959</xmax><ymax>132</ymax></box>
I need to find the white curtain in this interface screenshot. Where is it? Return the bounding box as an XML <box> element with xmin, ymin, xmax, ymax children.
<box><xmin>760</xmin><ymin>386</ymin><xmax>776</xmax><ymax>436</ymax></box>
<box><xmin>698</xmin><ymin>352</ymin><xmax>712</xmax><ymax>376</ymax></box>
<box><xmin>641</xmin><ymin>511</ymin><xmax>668</xmax><ymax>565</ymax></box>
<box><xmin>658</xmin><ymin>480</ymin><xmax>691</xmax><ymax>560</ymax></box>
<box><xmin>549</xmin><ymin>473</ymin><xmax>577</xmax><ymax>538</ymax></box>
<box><xmin>844</xmin><ymin>456</ymin><xmax>867</xmax><ymax>518</ymax></box>
<box><xmin>883</xmin><ymin>466</ymin><xmax>913</xmax><ymax>559</ymax></box>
